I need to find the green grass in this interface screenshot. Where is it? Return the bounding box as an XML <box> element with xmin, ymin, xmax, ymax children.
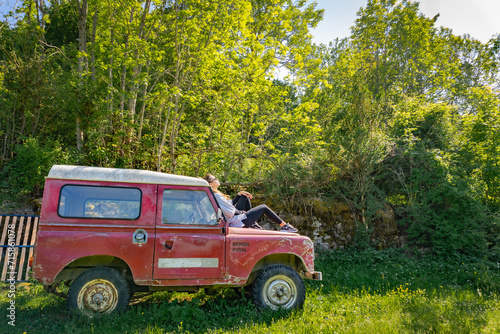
<box><xmin>2</xmin><ymin>249</ymin><xmax>500</xmax><ymax>333</ymax></box>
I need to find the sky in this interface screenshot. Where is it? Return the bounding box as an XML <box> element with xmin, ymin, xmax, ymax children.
<box><xmin>311</xmin><ymin>0</ymin><xmax>500</xmax><ymax>45</ymax></box>
<box><xmin>1</xmin><ymin>0</ymin><xmax>500</xmax><ymax>45</ymax></box>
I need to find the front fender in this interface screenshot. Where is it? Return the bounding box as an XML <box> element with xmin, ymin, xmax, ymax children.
<box><xmin>226</xmin><ymin>228</ymin><xmax>316</xmax><ymax>283</ymax></box>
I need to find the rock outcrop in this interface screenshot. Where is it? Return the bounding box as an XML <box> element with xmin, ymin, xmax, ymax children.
<box><xmin>251</xmin><ymin>194</ymin><xmax>400</xmax><ymax>250</ymax></box>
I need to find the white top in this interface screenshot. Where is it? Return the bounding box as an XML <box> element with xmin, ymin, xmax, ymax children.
<box><xmin>47</xmin><ymin>165</ymin><xmax>209</xmax><ymax>187</ymax></box>
<box><xmin>214</xmin><ymin>192</ymin><xmax>246</xmax><ymax>227</ymax></box>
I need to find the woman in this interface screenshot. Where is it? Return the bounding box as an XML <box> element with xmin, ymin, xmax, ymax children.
<box><xmin>203</xmin><ymin>174</ymin><xmax>298</xmax><ymax>233</ymax></box>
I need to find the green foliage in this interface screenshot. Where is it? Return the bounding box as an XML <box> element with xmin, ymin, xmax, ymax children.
<box><xmin>404</xmin><ymin>152</ymin><xmax>489</xmax><ymax>257</ymax></box>
<box><xmin>305</xmin><ymin>58</ymin><xmax>392</xmax><ymax>236</ymax></box>
<box><xmin>300</xmin><ymin>0</ymin><xmax>500</xmax><ymax>256</ymax></box>
<box><xmin>2</xmin><ymin>137</ymin><xmax>76</xmax><ymax>199</ymax></box>
<box><xmin>2</xmin><ymin>249</ymin><xmax>500</xmax><ymax>333</ymax></box>
<box><xmin>390</xmin><ymin>98</ymin><xmax>456</xmax><ymax>150</ymax></box>
<box><xmin>1</xmin><ymin>0</ymin><xmax>500</xmax><ymax>259</ymax></box>
<box><xmin>44</xmin><ymin>0</ymin><xmax>79</xmax><ymax>48</ymax></box>
<box><xmin>0</xmin><ymin>0</ymin><xmax>324</xmax><ymax>176</ymax></box>
<box><xmin>385</xmin><ymin>99</ymin><xmax>494</xmax><ymax>257</ymax></box>
<box><xmin>316</xmin><ymin>248</ymin><xmax>500</xmax><ymax>293</ymax></box>
<box><xmin>350</xmin><ymin>0</ymin><xmax>459</xmax><ymax>105</ymax></box>
<box><xmin>457</xmin><ymin>87</ymin><xmax>500</xmax><ymax>209</ymax></box>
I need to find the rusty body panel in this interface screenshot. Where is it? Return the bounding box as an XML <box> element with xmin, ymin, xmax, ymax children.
<box><xmin>33</xmin><ymin>165</ymin><xmax>321</xmax><ymax>291</ymax></box>
<box><xmin>33</xmin><ymin>179</ymin><xmax>156</xmax><ymax>285</ymax></box>
<box><xmin>226</xmin><ymin>228</ymin><xmax>316</xmax><ymax>282</ymax></box>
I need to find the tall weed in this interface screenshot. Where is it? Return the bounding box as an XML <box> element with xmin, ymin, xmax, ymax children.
<box><xmin>2</xmin><ymin>249</ymin><xmax>500</xmax><ymax>333</ymax></box>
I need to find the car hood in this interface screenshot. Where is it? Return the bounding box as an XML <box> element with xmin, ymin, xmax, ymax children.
<box><xmin>228</xmin><ymin>227</ymin><xmax>299</xmax><ymax>236</ymax></box>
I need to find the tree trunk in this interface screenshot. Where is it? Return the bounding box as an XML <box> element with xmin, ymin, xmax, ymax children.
<box><xmin>76</xmin><ymin>117</ymin><xmax>83</xmax><ymax>151</ymax></box>
<box><xmin>137</xmin><ymin>76</ymin><xmax>149</xmax><ymax>142</ymax></box>
<box><xmin>90</xmin><ymin>9</ymin><xmax>98</xmax><ymax>82</ymax></box>
<box><xmin>76</xmin><ymin>0</ymin><xmax>88</xmax><ymax>74</ymax></box>
<box><xmin>157</xmin><ymin>99</ymin><xmax>172</xmax><ymax>172</ymax></box>
<box><xmin>107</xmin><ymin>24</ymin><xmax>114</xmax><ymax>116</ymax></box>
<box><xmin>35</xmin><ymin>0</ymin><xmax>46</xmax><ymax>30</ymax></box>
<box><xmin>76</xmin><ymin>0</ymin><xmax>88</xmax><ymax>152</ymax></box>
<box><xmin>119</xmin><ymin>9</ymin><xmax>135</xmax><ymax>117</ymax></box>
<box><xmin>128</xmin><ymin>0</ymin><xmax>151</xmax><ymax>116</ymax></box>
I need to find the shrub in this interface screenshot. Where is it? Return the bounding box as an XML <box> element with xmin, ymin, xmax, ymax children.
<box><xmin>386</xmin><ymin>99</ymin><xmax>494</xmax><ymax>258</ymax></box>
<box><xmin>3</xmin><ymin>137</ymin><xmax>74</xmax><ymax>199</ymax></box>
<box><xmin>403</xmin><ymin>151</ymin><xmax>490</xmax><ymax>257</ymax></box>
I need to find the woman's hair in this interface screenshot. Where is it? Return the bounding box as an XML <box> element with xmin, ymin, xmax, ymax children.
<box><xmin>203</xmin><ymin>174</ymin><xmax>217</xmax><ymax>183</ymax></box>
<box><xmin>203</xmin><ymin>174</ymin><xmax>230</xmax><ymax>199</ymax></box>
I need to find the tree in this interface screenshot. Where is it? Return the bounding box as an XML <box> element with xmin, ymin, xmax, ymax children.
<box><xmin>458</xmin><ymin>87</ymin><xmax>500</xmax><ymax>209</ymax></box>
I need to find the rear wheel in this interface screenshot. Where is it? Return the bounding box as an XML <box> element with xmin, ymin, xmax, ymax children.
<box><xmin>67</xmin><ymin>267</ymin><xmax>130</xmax><ymax>317</ymax></box>
<box><xmin>252</xmin><ymin>264</ymin><xmax>305</xmax><ymax>310</ymax></box>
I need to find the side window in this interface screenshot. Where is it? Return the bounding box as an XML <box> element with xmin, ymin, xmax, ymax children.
<box><xmin>162</xmin><ymin>189</ymin><xmax>217</xmax><ymax>225</ymax></box>
<box><xmin>58</xmin><ymin>185</ymin><xmax>141</xmax><ymax>219</ymax></box>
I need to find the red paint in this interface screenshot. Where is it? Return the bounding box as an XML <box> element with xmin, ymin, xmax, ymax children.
<box><xmin>33</xmin><ymin>166</ymin><xmax>321</xmax><ymax>289</ymax></box>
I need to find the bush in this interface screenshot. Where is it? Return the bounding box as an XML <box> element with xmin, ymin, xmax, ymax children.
<box><xmin>386</xmin><ymin>99</ymin><xmax>495</xmax><ymax>258</ymax></box>
<box><xmin>403</xmin><ymin>152</ymin><xmax>490</xmax><ymax>258</ymax></box>
<box><xmin>2</xmin><ymin>137</ymin><xmax>75</xmax><ymax>199</ymax></box>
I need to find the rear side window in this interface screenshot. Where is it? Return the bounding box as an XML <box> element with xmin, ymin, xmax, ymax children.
<box><xmin>58</xmin><ymin>185</ymin><xmax>141</xmax><ymax>219</ymax></box>
<box><xmin>162</xmin><ymin>189</ymin><xmax>217</xmax><ymax>225</ymax></box>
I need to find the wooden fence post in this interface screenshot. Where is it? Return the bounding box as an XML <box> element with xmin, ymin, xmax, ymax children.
<box><xmin>0</xmin><ymin>215</ymin><xmax>39</xmax><ymax>282</ymax></box>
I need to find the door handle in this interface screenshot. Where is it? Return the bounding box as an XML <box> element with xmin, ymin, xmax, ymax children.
<box><xmin>162</xmin><ymin>241</ymin><xmax>173</xmax><ymax>250</ymax></box>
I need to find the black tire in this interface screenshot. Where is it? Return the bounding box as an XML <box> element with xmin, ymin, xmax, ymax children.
<box><xmin>67</xmin><ymin>267</ymin><xmax>130</xmax><ymax>317</ymax></box>
<box><xmin>243</xmin><ymin>283</ymin><xmax>254</xmax><ymax>298</ymax></box>
<box><xmin>252</xmin><ymin>264</ymin><xmax>305</xmax><ymax>310</ymax></box>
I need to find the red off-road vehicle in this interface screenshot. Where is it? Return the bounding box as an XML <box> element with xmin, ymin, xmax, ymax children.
<box><xmin>32</xmin><ymin>165</ymin><xmax>321</xmax><ymax>316</ymax></box>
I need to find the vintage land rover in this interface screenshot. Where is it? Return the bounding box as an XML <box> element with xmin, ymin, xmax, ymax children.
<box><xmin>32</xmin><ymin>165</ymin><xmax>322</xmax><ymax>316</ymax></box>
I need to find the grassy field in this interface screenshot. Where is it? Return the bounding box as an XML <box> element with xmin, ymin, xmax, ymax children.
<box><xmin>2</xmin><ymin>249</ymin><xmax>500</xmax><ymax>334</ymax></box>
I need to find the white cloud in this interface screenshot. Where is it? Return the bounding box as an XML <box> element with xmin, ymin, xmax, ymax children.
<box><xmin>311</xmin><ymin>0</ymin><xmax>500</xmax><ymax>44</ymax></box>
<box><xmin>418</xmin><ymin>0</ymin><xmax>500</xmax><ymax>42</ymax></box>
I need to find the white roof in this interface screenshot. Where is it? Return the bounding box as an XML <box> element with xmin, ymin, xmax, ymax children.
<box><xmin>47</xmin><ymin>165</ymin><xmax>209</xmax><ymax>187</ymax></box>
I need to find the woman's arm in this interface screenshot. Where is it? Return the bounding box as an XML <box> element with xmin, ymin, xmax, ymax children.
<box><xmin>238</xmin><ymin>191</ymin><xmax>253</xmax><ymax>199</ymax></box>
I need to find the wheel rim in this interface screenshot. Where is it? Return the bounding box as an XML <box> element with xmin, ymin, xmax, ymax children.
<box><xmin>77</xmin><ymin>279</ymin><xmax>119</xmax><ymax>316</ymax></box>
<box><xmin>263</xmin><ymin>275</ymin><xmax>297</xmax><ymax>310</ymax></box>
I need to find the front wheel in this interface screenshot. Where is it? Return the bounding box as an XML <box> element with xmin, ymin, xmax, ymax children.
<box><xmin>252</xmin><ymin>264</ymin><xmax>305</xmax><ymax>310</ymax></box>
<box><xmin>67</xmin><ymin>267</ymin><xmax>130</xmax><ymax>317</ymax></box>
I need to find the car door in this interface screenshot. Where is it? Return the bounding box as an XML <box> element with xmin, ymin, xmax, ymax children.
<box><xmin>153</xmin><ymin>185</ymin><xmax>225</xmax><ymax>280</ymax></box>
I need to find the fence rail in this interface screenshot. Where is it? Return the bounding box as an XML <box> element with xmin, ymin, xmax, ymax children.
<box><xmin>0</xmin><ymin>215</ymin><xmax>39</xmax><ymax>282</ymax></box>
